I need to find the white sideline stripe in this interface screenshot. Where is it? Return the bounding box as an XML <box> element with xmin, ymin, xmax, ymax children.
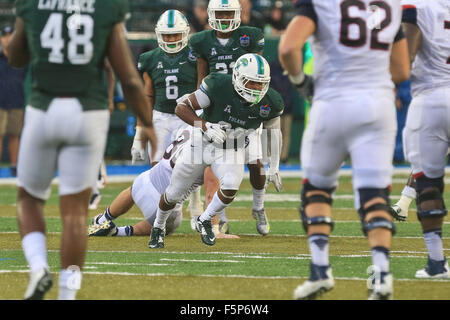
<box><xmin>0</xmin><ymin>231</ymin><xmax>449</xmax><ymax>239</ymax></box>
<box><xmin>0</xmin><ymin>269</ymin><xmax>449</xmax><ymax>282</ymax></box>
<box><xmin>86</xmin><ymin>262</ymin><xmax>170</xmax><ymax>266</ymax></box>
<box><xmin>160</xmin><ymin>258</ymin><xmax>242</xmax><ymax>263</ymax></box>
<box><xmin>1</xmin><ymin>167</ymin><xmax>449</xmax><ymax>185</ymax></box>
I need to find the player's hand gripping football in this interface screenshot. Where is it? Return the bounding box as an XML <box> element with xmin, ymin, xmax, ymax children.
<box><xmin>203</xmin><ymin>122</ymin><xmax>228</xmax><ymax>144</ymax></box>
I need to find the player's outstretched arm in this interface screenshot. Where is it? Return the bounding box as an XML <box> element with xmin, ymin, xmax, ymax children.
<box><xmin>263</xmin><ymin>116</ymin><xmax>282</xmax><ymax>192</ymax></box>
<box><xmin>175</xmin><ymin>93</ymin><xmax>206</xmax><ymax>130</ymax></box>
<box><xmin>402</xmin><ymin>23</ymin><xmax>422</xmax><ymax>65</ymax></box>
<box><xmin>107</xmin><ymin>23</ymin><xmax>157</xmax><ymax>159</ymax></box>
<box><xmin>6</xmin><ymin>17</ymin><xmax>29</xmax><ymax>68</ymax></box>
<box><xmin>390</xmin><ymin>37</ymin><xmax>411</xmax><ymax>84</ymax></box>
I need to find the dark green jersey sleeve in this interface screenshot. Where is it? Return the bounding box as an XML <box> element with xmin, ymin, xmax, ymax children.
<box><xmin>241</xmin><ymin>26</ymin><xmax>265</xmax><ymax>53</ymax></box>
<box><xmin>264</xmin><ymin>88</ymin><xmax>284</xmax><ymax>120</ymax></box>
<box><xmin>15</xmin><ymin>0</ymin><xmax>31</xmax><ymax>18</ymax></box>
<box><xmin>188</xmin><ymin>31</ymin><xmax>206</xmax><ymax>60</ymax></box>
<box><xmin>112</xmin><ymin>0</ymin><xmax>129</xmax><ymax>24</ymax></box>
<box><xmin>199</xmin><ymin>73</ymin><xmax>226</xmax><ymax>102</ymax></box>
<box><xmin>137</xmin><ymin>50</ymin><xmax>153</xmax><ymax>77</ymax></box>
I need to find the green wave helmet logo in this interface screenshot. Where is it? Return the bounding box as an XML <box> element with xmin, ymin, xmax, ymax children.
<box><xmin>236</xmin><ymin>58</ymin><xmax>249</xmax><ymax>70</ymax></box>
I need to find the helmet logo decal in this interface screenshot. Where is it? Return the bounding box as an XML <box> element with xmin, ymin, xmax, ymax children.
<box><xmin>236</xmin><ymin>57</ymin><xmax>248</xmax><ymax>70</ymax></box>
<box><xmin>240</xmin><ymin>34</ymin><xmax>250</xmax><ymax>47</ymax></box>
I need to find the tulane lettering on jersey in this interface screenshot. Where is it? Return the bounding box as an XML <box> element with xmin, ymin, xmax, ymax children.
<box><xmin>200</xmin><ymin>73</ymin><xmax>284</xmax><ymax>130</ymax></box>
<box><xmin>138</xmin><ymin>46</ymin><xmax>197</xmax><ymax>114</ymax></box>
<box><xmin>401</xmin><ymin>0</ymin><xmax>450</xmax><ymax>96</ymax></box>
<box><xmin>16</xmin><ymin>0</ymin><xmax>129</xmax><ymax>111</ymax></box>
<box><xmin>189</xmin><ymin>26</ymin><xmax>264</xmax><ymax>75</ymax></box>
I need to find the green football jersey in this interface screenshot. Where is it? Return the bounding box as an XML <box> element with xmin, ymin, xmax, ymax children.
<box><xmin>200</xmin><ymin>73</ymin><xmax>284</xmax><ymax>130</ymax></box>
<box><xmin>189</xmin><ymin>26</ymin><xmax>264</xmax><ymax>75</ymax></box>
<box><xmin>16</xmin><ymin>0</ymin><xmax>129</xmax><ymax>111</ymax></box>
<box><xmin>138</xmin><ymin>46</ymin><xmax>197</xmax><ymax>114</ymax></box>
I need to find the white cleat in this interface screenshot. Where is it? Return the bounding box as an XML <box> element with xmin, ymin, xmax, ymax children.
<box><xmin>24</xmin><ymin>268</ymin><xmax>53</xmax><ymax>300</ymax></box>
<box><xmin>415</xmin><ymin>260</ymin><xmax>450</xmax><ymax>279</ymax></box>
<box><xmin>368</xmin><ymin>272</ymin><xmax>393</xmax><ymax>300</ymax></box>
<box><xmin>293</xmin><ymin>264</ymin><xmax>334</xmax><ymax>300</ymax></box>
<box><xmin>190</xmin><ymin>215</ymin><xmax>200</xmax><ymax>232</ymax></box>
<box><xmin>390</xmin><ymin>203</ymin><xmax>408</xmax><ymax>222</ymax></box>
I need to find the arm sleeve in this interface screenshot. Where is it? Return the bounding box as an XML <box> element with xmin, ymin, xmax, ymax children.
<box><xmin>295</xmin><ymin>0</ymin><xmax>318</xmax><ymax>25</ymax></box>
<box><xmin>195</xmin><ymin>83</ymin><xmax>211</xmax><ymax>109</ymax></box>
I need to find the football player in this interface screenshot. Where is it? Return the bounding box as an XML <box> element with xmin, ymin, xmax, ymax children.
<box><xmin>131</xmin><ymin>10</ymin><xmax>197</xmax><ymax>166</ymax></box>
<box><xmin>188</xmin><ymin>0</ymin><xmax>280</xmax><ymax>237</ymax></box>
<box><xmin>279</xmin><ymin>0</ymin><xmax>410</xmax><ymax>299</ymax></box>
<box><xmin>149</xmin><ymin>54</ymin><xmax>283</xmax><ymax>248</ymax></box>
<box><xmin>89</xmin><ymin>126</ymin><xmax>241</xmax><ymax>240</ymax></box>
<box><xmin>7</xmin><ymin>0</ymin><xmax>157</xmax><ymax>300</ymax></box>
<box><xmin>400</xmin><ymin>0</ymin><xmax>450</xmax><ymax>278</ymax></box>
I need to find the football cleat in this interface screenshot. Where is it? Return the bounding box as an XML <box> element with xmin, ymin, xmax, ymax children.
<box><xmin>149</xmin><ymin>227</ymin><xmax>165</xmax><ymax>249</ymax></box>
<box><xmin>390</xmin><ymin>203</ymin><xmax>408</xmax><ymax>222</ymax></box>
<box><xmin>24</xmin><ymin>268</ymin><xmax>53</xmax><ymax>300</ymax></box>
<box><xmin>219</xmin><ymin>219</ymin><xmax>230</xmax><ymax>234</ymax></box>
<box><xmin>415</xmin><ymin>259</ymin><xmax>450</xmax><ymax>279</ymax></box>
<box><xmin>88</xmin><ymin>193</ymin><xmax>102</xmax><ymax>210</ymax></box>
<box><xmin>252</xmin><ymin>208</ymin><xmax>270</xmax><ymax>235</ymax></box>
<box><xmin>368</xmin><ymin>272</ymin><xmax>393</xmax><ymax>300</ymax></box>
<box><xmin>195</xmin><ymin>217</ymin><xmax>216</xmax><ymax>246</ymax></box>
<box><xmin>293</xmin><ymin>263</ymin><xmax>334</xmax><ymax>300</ymax></box>
<box><xmin>88</xmin><ymin>220</ymin><xmax>118</xmax><ymax>237</ymax></box>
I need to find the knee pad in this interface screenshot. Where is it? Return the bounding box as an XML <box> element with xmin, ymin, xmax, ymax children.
<box><xmin>300</xmin><ymin>180</ymin><xmax>335</xmax><ymax>232</ymax></box>
<box><xmin>359</xmin><ymin>202</ymin><xmax>396</xmax><ymax>236</ymax></box>
<box><xmin>415</xmin><ymin>175</ymin><xmax>447</xmax><ymax>221</ymax></box>
<box><xmin>362</xmin><ymin>216</ymin><xmax>396</xmax><ymax>236</ymax></box>
<box><xmin>358</xmin><ymin>187</ymin><xmax>390</xmax><ymax>210</ymax></box>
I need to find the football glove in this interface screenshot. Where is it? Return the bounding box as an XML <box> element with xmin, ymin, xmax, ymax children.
<box><xmin>266</xmin><ymin>170</ymin><xmax>283</xmax><ymax>192</ymax></box>
<box><xmin>131</xmin><ymin>126</ymin><xmax>146</xmax><ymax>164</ymax></box>
<box><xmin>202</xmin><ymin>122</ymin><xmax>227</xmax><ymax>144</ymax></box>
<box><xmin>288</xmin><ymin>72</ymin><xmax>314</xmax><ymax>103</ymax></box>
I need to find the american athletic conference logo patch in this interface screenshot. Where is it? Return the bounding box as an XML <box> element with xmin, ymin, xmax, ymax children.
<box><xmin>259</xmin><ymin>104</ymin><xmax>271</xmax><ymax>117</ymax></box>
<box><xmin>240</xmin><ymin>34</ymin><xmax>250</xmax><ymax>47</ymax></box>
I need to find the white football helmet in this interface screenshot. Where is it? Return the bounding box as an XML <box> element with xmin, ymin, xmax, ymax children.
<box><xmin>207</xmin><ymin>0</ymin><xmax>241</xmax><ymax>33</ymax></box>
<box><xmin>232</xmin><ymin>54</ymin><xmax>271</xmax><ymax>105</ymax></box>
<box><xmin>155</xmin><ymin>10</ymin><xmax>190</xmax><ymax>54</ymax></box>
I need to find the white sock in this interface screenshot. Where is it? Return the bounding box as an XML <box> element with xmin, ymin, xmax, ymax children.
<box><xmin>401</xmin><ymin>185</ymin><xmax>417</xmax><ymax>199</ymax></box>
<box><xmin>308</xmin><ymin>234</ymin><xmax>329</xmax><ymax>266</ymax></box>
<box><xmin>22</xmin><ymin>232</ymin><xmax>49</xmax><ymax>272</ymax></box>
<box><xmin>371</xmin><ymin>246</ymin><xmax>390</xmax><ymax>272</ymax></box>
<box><xmin>116</xmin><ymin>226</ymin><xmax>133</xmax><ymax>236</ymax></box>
<box><xmin>154</xmin><ymin>207</ymin><xmax>172</xmax><ymax>230</ymax></box>
<box><xmin>97</xmin><ymin>207</ymin><xmax>114</xmax><ymax>224</ymax></box>
<box><xmin>189</xmin><ymin>187</ymin><xmax>203</xmax><ymax>217</ymax></box>
<box><xmin>58</xmin><ymin>267</ymin><xmax>82</xmax><ymax>300</ymax></box>
<box><xmin>424</xmin><ymin>229</ymin><xmax>444</xmax><ymax>261</ymax></box>
<box><xmin>252</xmin><ymin>188</ymin><xmax>265</xmax><ymax>211</ymax></box>
<box><xmin>200</xmin><ymin>192</ymin><xmax>228</xmax><ymax>222</ymax></box>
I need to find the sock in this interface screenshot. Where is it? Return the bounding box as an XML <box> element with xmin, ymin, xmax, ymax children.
<box><xmin>189</xmin><ymin>187</ymin><xmax>203</xmax><ymax>217</ymax></box>
<box><xmin>154</xmin><ymin>207</ymin><xmax>172</xmax><ymax>230</ymax></box>
<box><xmin>116</xmin><ymin>226</ymin><xmax>134</xmax><ymax>237</ymax></box>
<box><xmin>200</xmin><ymin>192</ymin><xmax>228</xmax><ymax>222</ymax></box>
<box><xmin>308</xmin><ymin>234</ymin><xmax>329</xmax><ymax>266</ymax></box>
<box><xmin>424</xmin><ymin>229</ymin><xmax>444</xmax><ymax>261</ymax></box>
<box><xmin>401</xmin><ymin>185</ymin><xmax>417</xmax><ymax>199</ymax></box>
<box><xmin>252</xmin><ymin>188</ymin><xmax>265</xmax><ymax>211</ymax></box>
<box><xmin>371</xmin><ymin>246</ymin><xmax>390</xmax><ymax>273</ymax></box>
<box><xmin>97</xmin><ymin>207</ymin><xmax>114</xmax><ymax>224</ymax></box>
<box><xmin>58</xmin><ymin>267</ymin><xmax>82</xmax><ymax>300</ymax></box>
<box><xmin>22</xmin><ymin>232</ymin><xmax>49</xmax><ymax>272</ymax></box>
<box><xmin>218</xmin><ymin>209</ymin><xmax>228</xmax><ymax>222</ymax></box>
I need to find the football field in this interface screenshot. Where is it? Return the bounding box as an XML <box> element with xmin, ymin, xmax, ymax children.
<box><xmin>0</xmin><ymin>173</ymin><xmax>449</xmax><ymax>300</ymax></box>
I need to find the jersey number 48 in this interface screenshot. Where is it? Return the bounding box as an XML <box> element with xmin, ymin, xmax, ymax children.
<box><xmin>41</xmin><ymin>13</ymin><xmax>94</xmax><ymax>65</ymax></box>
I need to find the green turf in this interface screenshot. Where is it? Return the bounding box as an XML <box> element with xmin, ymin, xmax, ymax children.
<box><xmin>0</xmin><ymin>176</ymin><xmax>449</xmax><ymax>300</ymax></box>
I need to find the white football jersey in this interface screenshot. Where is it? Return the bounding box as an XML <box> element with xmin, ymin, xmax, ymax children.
<box><xmin>402</xmin><ymin>0</ymin><xmax>450</xmax><ymax>97</ymax></box>
<box><xmin>298</xmin><ymin>0</ymin><xmax>403</xmax><ymax>100</ymax></box>
<box><xmin>148</xmin><ymin>127</ymin><xmax>191</xmax><ymax>194</ymax></box>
